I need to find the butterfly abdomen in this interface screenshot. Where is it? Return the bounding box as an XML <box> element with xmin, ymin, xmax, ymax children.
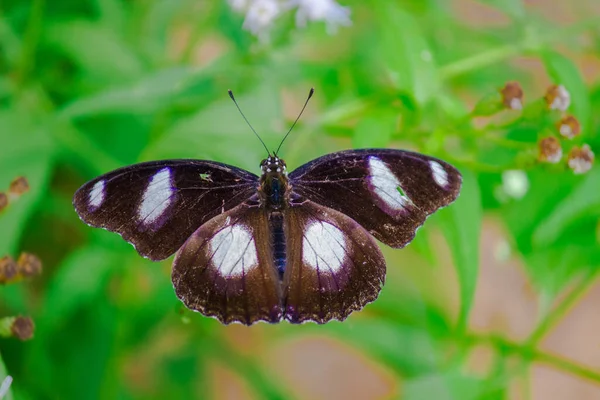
<box><xmin>270</xmin><ymin>212</ymin><xmax>286</xmax><ymax>280</ymax></box>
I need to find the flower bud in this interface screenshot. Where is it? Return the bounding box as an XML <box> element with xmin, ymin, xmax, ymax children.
<box><xmin>17</xmin><ymin>252</ymin><xmax>42</xmax><ymax>277</ymax></box>
<box><xmin>545</xmin><ymin>84</ymin><xmax>570</xmax><ymax>111</ymax></box>
<box><xmin>0</xmin><ymin>193</ymin><xmax>7</xmax><ymax>212</ymax></box>
<box><xmin>500</xmin><ymin>82</ymin><xmax>523</xmax><ymax>110</ymax></box>
<box><xmin>538</xmin><ymin>136</ymin><xmax>562</xmax><ymax>163</ymax></box>
<box><xmin>9</xmin><ymin>176</ymin><xmax>29</xmax><ymax>195</ymax></box>
<box><xmin>567</xmin><ymin>144</ymin><xmax>595</xmax><ymax>174</ymax></box>
<box><xmin>0</xmin><ymin>256</ymin><xmax>18</xmax><ymax>284</ymax></box>
<box><xmin>557</xmin><ymin>115</ymin><xmax>581</xmax><ymax>139</ymax></box>
<box><xmin>0</xmin><ymin>316</ymin><xmax>34</xmax><ymax>340</ymax></box>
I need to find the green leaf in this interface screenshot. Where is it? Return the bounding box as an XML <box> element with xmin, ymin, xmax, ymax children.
<box><xmin>376</xmin><ymin>3</ymin><xmax>439</xmax><ymax>104</ymax></box>
<box><xmin>471</xmin><ymin>92</ymin><xmax>504</xmax><ymax>117</ymax></box>
<box><xmin>532</xmin><ymin>166</ymin><xmax>600</xmax><ymax>246</ymax></box>
<box><xmin>524</xmin><ymin>245</ymin><xmax>595</xmax><ymax>298</ymax></box>
<box><xmin>59</xmin><ymin>67</ymin><xmax>201</xmax><ymax>118</ymax></box>
<box><xmin>40</xmin><ymin>246</ymin><xmax>119</xmax><ymax>328</ymax></box>
<box><xmin>352</xmin><ymin>112</ymin><xmax>396</xmax><ymax>148</ymax></box>
<box><xmin>437</xmin><ymin>169</ymin><xmax>482</xmax><ymax>333</ymax></box>
<box><xmin>542</xmin><ymin>50</ymin><xmax>591</xmax><ymax>127</ymax></box>
<box><xmin>45</xmin><ymin>20</ymin><xmax>144</xmax><ymax>83</ymax></box>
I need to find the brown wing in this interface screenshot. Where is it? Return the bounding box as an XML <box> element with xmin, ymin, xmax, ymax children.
<box><xmin>171</xmin><ymin>204</ymin><xmax>283</xmax><ymax>325</ymax></box>
<box><xmin>282</xmin><ymin>201</ymin><xmax>386</xmax><ymax>324</ymax></box>
<box><xmin>73</xmin><ymin>160</ymin><xmax>258</xmax><ymax>260</ymax></box>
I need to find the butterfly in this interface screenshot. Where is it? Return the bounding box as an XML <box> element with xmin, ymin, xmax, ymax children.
<box><xmin>72</xmin><ymin>89</ymin><xmax>462</xmax><ymax>325</ymax></box>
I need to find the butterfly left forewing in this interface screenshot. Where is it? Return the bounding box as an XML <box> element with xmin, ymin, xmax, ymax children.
<box><xmin>172</xmin><ymin>203</ymin><xmax>283</xmax><ymax>325</ymax></box>
<box><xmin>283</xmin><ymin>201</ymin><xmax>386</xmax><ymax>323</ymax></box>
<box><xmin>289</xmin><ymin>149</ymin><xmax>462</xmax><ymax>249</ymax></box>
<box><xmin>73</xmin><ymin>160</ymin><xmax>258</xmax><ymax>261</ymax></box>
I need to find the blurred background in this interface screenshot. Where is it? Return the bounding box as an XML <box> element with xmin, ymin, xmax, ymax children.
<box><xmin>1</xmin><ymin>0</ymin><xmax>599</xmax><ymax>399</ymax></box>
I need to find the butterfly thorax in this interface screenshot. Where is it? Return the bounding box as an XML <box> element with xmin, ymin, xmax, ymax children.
<box><xmin>259</xmin><ymin>156</ymin><xmax>289</xmax><ymax>210</ymax></box>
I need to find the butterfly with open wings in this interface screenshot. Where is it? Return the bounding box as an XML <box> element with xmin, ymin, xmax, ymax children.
<box><xmin>73</xmin><ymin>89</ymin><xmax>462</xmax><ymax>325</ymax></box>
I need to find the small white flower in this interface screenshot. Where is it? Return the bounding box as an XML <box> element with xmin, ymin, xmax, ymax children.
<box><xmin>502</xmin><ymin>170</ymin><xmax>529</xmax><ymax>199</ymax></box>
<box><xmin>228</xmin><ymin>0</ymin><xmax>249</xmax><ymax>12</ymax></box>
<box><xmin>230</xmin><ymin>0</ymin><xmax>351</xmax><ymax>38</ymax></box>
<box><xmin>0</xmin><ymin>376</ymin><xmax>13</xmax><ymax>399</ymax></box>
<box><xmin>242</xmin><ymin>0</ymin><xmax>281</xmax><ymax>38</ymax></box>
<box><xmin>292</xmin><ymin>0</ymin><xmax>351</xmax><ymax>33</ymax></box>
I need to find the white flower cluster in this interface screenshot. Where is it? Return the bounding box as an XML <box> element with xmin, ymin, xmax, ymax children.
<box><xmin>228</xmin><ymin>0</ymin><xmax>351</xmax><ymax>40</ymax></box>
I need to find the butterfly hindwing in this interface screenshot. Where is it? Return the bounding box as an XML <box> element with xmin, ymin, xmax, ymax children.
<box><xmin>172</xmin><ymin>204</ymin><xmax>282</xmax><ymax>325</ymax></box>
<box><xmin>73</xmin><ymin>160</ymin><xmax>258</xmax><ymax>260</ymax></box>
<box><xmin>289</xmin><ymin>149</ymin><xmax>462</xmax><ymax>249</ymax></box>
<box><xmin>283</xmin><ymin>201</ymin><xmax>386</xmax><ymax>323</ymax></box>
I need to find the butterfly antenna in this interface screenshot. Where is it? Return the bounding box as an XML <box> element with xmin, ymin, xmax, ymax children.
<box><xmin>274</xmin><ymin>87</ymin><xmax>314</xmax><ymax>156</ymax></box>
<box><xmin>228</xmin><ymin>89</ymin><xmax>271</xmax><ymax>156</ymax></box>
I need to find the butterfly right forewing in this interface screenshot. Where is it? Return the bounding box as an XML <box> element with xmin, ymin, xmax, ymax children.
<box><xmin>289</xmin><ymin>149</ymin><xmax>462</xmax><ymax>249</ymax></box>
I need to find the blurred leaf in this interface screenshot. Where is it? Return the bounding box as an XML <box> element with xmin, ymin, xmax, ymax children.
<box><xmin>45</xmin><ymin>20</ymin><xmax>144</xmax><ymax>83</ymax></box>
<box><xmin>41</xmin><ymin>246</ymin><xmax>119</xmax><ymax>328</ymax></box>
<box><xmin>376</xmin><ymin>2</ymin><xmax>439</xmax><ymax>104</ymax></box>
<box><xmin>59</xmin><ymin>67</ymin><xmax>201</xmax><ymax>118</ymax></box>
<box><xmin>524</xmin><ymin>245</ymin><xmax>594</xmax><ymax>298</ymax></box>
<box><xmin>533</xmin><ymin>166</ymin><xmax>600</xmax><ymax>246</ymax></box>
<box><xmin>145</xmin><ymin>83</ymin><xmax>282</xmax><ymax>168</ymax></box>
<box><xmin>437</xmin><ymin>169</ymin><xmax>482</xmax><ymax>333</ymax></box>
<box><xmin>326</xmin><ymin>319</ymin><xmax>439</xmax><ymax>376</ymax></box>
<box><xmin>504</xmin><ymin>170</ymin><xmax>576</xmax><ymax>255</ymax></box>
<box><xmin>478</xmin><ymin>0</ymin><xmax>526</xmax><ymax>20</ymax></box>
<box><xmin>95</xmin><ymin>0</ymin><xmax>126</xmax><ymax>30</ymax></box>
<box><xmin>542</xmin><ymin>50</ymin><xmax>591</xmax><ymax>127</ymax></box>
<box><xmin>352</xmin><ymin>112</ymin><xmax>395</xmax><ymax>148</ymax></box>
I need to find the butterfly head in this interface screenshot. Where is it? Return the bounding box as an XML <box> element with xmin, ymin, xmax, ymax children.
<box><xmin>260</xmin><ymin>156</ymin><xmax>287</xmax><ymax>177</ymax></box>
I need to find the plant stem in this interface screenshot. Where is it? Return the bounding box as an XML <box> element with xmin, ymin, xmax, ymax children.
<box><xmin>467</xmin><ymin>333</ymin><xmax>600</xmax><ymax>383</ymax></box>
<box><xmin>439</xmin><ymin>45</ymin><xmax>522</xmax><ymax>81</ymax></box>
<box><xmin>16</xmin><ymin>0</ymin><xmax>45</xmax><ymax>88</ymax></box>
<box><xmin>526</xmin><ymin>268</ymin><xmax>600</xmax><ymax>346</ymax></box>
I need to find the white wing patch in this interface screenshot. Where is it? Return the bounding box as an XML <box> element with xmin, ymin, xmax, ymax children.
<box><xmin>367</xmin><ymin>156</ymin><xmax>410</xmax><ymax>210</ymax></box>
<box><xmin>138</xmin><ymin>167</ymin><xmax>173</xmax><ymax>225</ymax></box>
<box><xmin>429</xmin><ymin>160</ymin><xmax>449</xmax><ymax>188</ymax></box>
<box><xmin>88</xmin><ymin>180</ymin><xmax>105</xmax><ymax>210</ymax></box>
<box><xmin>209</xmin><ymin>224</ymin><xmax>258</xmax><ymax>276</ymax></box>
<box><xmin>302</xmin><ymin>221</ymin><xmax>347</xmax><ymax>274</ymax></box>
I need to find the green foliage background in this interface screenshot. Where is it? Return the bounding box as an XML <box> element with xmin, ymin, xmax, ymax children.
<box><xmin>1</xmin><ymin>0</ymin><xmax>599</xmax><ymax>399</ymax></box>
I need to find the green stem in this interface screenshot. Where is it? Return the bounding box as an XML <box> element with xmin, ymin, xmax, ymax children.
<box><xmin>468</xmin><ymin>334</ymin><xmax>600</xmax><ymax>383</ymax></box>
<box><xmin>526</xmin><ymin>268</ymin><xmax>600</xmax><ymax>346</ymax></box>
<box><xmin>16</xmin><ymin>0</ymin><xmax>45</xmax><ymax>87</ymax></box>
<box><xmin>439</xmin><ymin>45</ymin><xmax>522</xmax><ymax>80</ymax></box>
<box><xmin>535</xmin><ymin>351</ymin><xmax>600</xmax><ymax>383</ymax></box>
